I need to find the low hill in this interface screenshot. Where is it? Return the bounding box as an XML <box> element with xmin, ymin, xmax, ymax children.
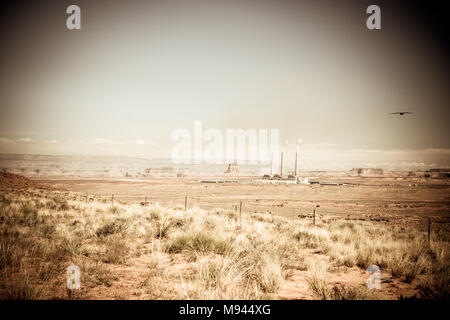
<box><xmin>0</xmin><ymin>172</ymin><xmax>57</xmax><ymax>190</ymax></box>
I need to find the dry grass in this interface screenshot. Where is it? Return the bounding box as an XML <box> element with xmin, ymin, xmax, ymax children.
<box><xmin>0</xmin><ymin>189</ymin><xmax>448</xmax><ymax>300</ymax></box>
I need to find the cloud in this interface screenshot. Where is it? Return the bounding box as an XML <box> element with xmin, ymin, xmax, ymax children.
<box><xmin>0</xmin><ymin>137</ymin><xmax>13</xmax><ymax>143</ymax></box>
<box><xmin>16</xmin><ymin>138</ymin><xmax>32</xmax><ymax>143</ymax></box>
<box><xmin>135</xmin><ymin>139</ymin><xmax>145</xmax><ymax>145</ymax></box>
<box><xmin>135</xmin><ymin>139</ymin><xmax>155</xmax><ymax>145</ymax></box>
<box><xmin>0</xmin><ymin>131</ymin><xmax>39</xmax><ymax>136</ymax></box>
<box><xmin>294</xmin><ymin>147</ymin><xmax>450</xmax><ymax>171</ymax></box>
<box><xmin>89</xmin><ymin>138</ymin><xmax>123</xmax><ymax>145</ymax></box>
<box><xmin>88</xmin><ymin>138</ymin><xmax>154</xmax><ymax>146</ymax></box>
<box><xmin>43</xmin><ymin>140</ymin><xmax>60</xmax><ymax>144</ymax></box>
<box><xmin>302</xmin><ymin>143</ymin><xmax>340</xmax><ymax>149</ymax></box>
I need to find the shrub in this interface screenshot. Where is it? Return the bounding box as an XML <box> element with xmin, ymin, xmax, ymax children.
<box><xmin>155</xmin><ymin>219</ymin><xmax>173</xmax><ymax>239</ymax></box>
<box><xmin>45</xmin><ymin>200</ymin><xmax>57</xmax><ymax>210</ymax></box>
<box><xmin>306</xmin><ymin>259</ymin><xmax>330</xmax><ymax>299</ymax></box>
<box><xmin>231</xmin><ymin>245</ymin><xmax>284</xmax><ymax>294</ymax></box>
<box><xmin>21</xmin><ymin>202</ymin><xmax>37</xmax><ymax>215</ymax></box>
<box><xmin>40</xmin><ymin>224</ymin><xmax>56</xmax><ymax>238</ymax></box>
<box><xmin>308</xmin><ymin>276</ymin><xmax>330</xmax><ymax>300</ymax></box>
<box><xmin>0</xmin><ymin>194</ymin><xmax>12</xmax><ymax>205</ymax></box>
<box><xmin>149</xmin><ymin>210</ymin><xmax>161</xmax><ymax>221</ymax></box>
<box><xmin>165</xmin><ymin>232</ymin><xmax>230</xmax><ymax>254</ymax></box>
<box><xmin>355</xmin><ymin>246</ymin><xmax>375</xmax><ymax>270</ymax></box>
<box><xmin>0</xmin><ymin>234</ymin><xmax>17</xmax><ymax>269</ymax></box>
<box><xmin>2</xmin><ymin>274</ymin><xmax>46</xmax><ymax>300</ymax></box>
<box><xmin>96</xmin><ymin>221</ymin><xmax>125</xmax><ymax>237</ymax></box>
<box><xmin>52</xmin><ymin>195</ymin><xmax>70</xmax><ymax>211</ymax></box>
<box><xmin>418</xmin><ymin>266</ymin><xmax>450</xmax><ymax>299</ymax></box>
<box><xmin>255</xmin><ymin>256</ymin><xmax>283</xmax><ymax>293</ymax></box>
<box><xmin>79</xmin><ymin>260</ymin><xmax>117</xmax><ymax>288</ymax></box>
<box><xmin>103</xmin><ymin>237</ymin><xmax>129</xmax><ymax>264</ymax></box>
<box><xmin>60</xmin><ymin>238</ymin><xmax>88</xmax><ymax>256</ymax></box>
<box><xmin>293</xmin><ymin>230</ymin><xmax>322</xmax><ymax>249</ymax></box>
<box><xmin>330</xmin><ymin>284</ymin><xmax>378</xmax><ymax>300</ymax></box>
<box><xmin>109</xmin><ymin>206</ymin><xmax>121</xmax><ymax>214</ymax></box>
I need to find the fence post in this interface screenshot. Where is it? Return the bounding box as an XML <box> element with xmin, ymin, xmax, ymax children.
<box><xmin>86</xmin><ymin>192</ymin><xmax>88</xmax><ymax>204</ymax></box>
<box><xmin>239</xmin><ymin>201</ymin><xmax>242</xmax><ymax>224</ymax></box>
<box><xmin>111</xmin><ymin>194</ymin><xmax>114</xmax><ymax>205</ymax></box>
<box><xmin>184</xmin><ymin>195</ymin><xmax>187</xmax><ymax>211</ymax></box>
<box><xmin>145</xmin><ymin>196</ymin><xmax>147</xmax><ymax>207</ymax></box>
<box><xmin>313</xmin><ymin>209</ymin><xmax>316</xmax><ymax>226</ymax></box>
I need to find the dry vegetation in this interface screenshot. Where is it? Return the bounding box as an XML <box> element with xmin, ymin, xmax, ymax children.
<box><xmin>0</xmin><ymin>188</ymin><xmax>449</xmax><ymax>300</ymax></box>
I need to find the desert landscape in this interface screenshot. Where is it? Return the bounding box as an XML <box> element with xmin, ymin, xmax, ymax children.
<box><xmin>0</xmin><ymin>0</ymin><xmax>449</xmax><ymax>306</ymax></box>
<box><xmin>1</xmin><ymin>161</ymin><xmax>449</xmax><ymax>300</ymax></box>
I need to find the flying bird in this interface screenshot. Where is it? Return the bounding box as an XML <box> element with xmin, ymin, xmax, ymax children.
<box><xmin>390</xmin><ymin>112</ymin><xmax>413</xmax><ymax>116</ymax></box>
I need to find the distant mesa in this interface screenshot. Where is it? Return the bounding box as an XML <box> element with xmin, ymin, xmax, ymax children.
<box><xmin>144</xmin><ymin>166</ymin><xmax>192</xmax><ymax>178</ymax></box>
<box><xmin>425</xmin><ymin>168</ymin><xmax>450</xmax><ymax>179</ymax></box>
<box><xmin>145</xmin><ymin>166</ymin><xmax>174</xmax><ymax>174</ymax></box>
<box><xmin>0</xmin><ymin>154</ymin><xmax>448</xmax><ymax>180</ymax></box>
<box><xmin>348</xmin><ymin>168</ymin><xmax>449</xmax><ymax>179</ymax></box>
<box><xmin>428</xmin><ymin>168</ymin><xmax>450</xmax><ymax>173</ymax></box>
<box><xmin>350</xmin><ymin>168</ymin><xmax>384</xmax><ymax>177</ymax></box>
<box><xmin>177</xmin><ymin>168</ymin><xmax>193</xmax><ymax>178</ymax></box>
<box><xmin>225</xmin><ymin>161</ymin><xmax>240</xmax><ymax>175</ymax></box>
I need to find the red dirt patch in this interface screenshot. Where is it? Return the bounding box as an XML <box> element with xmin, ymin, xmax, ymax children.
<box><xmin>278</xmin><ymin>267</ymin><xmax>420</xmax><ymax>300</ymax></box>
<box><xmin>0</xmin><ymin>172</ymin><xmax>63</xmax><ymax>191</ymax></box>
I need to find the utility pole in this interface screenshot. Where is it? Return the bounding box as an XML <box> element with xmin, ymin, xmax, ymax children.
<box><xmin>239</xmin><ymin>201</ymin><xmax>243</xmax><ymax>224</ymax></box>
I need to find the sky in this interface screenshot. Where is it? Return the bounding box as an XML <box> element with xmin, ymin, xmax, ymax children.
<box><xmin>0</xmin><ymin>0</ymin><xmax>448</xmax><ymax>170</ymax></box>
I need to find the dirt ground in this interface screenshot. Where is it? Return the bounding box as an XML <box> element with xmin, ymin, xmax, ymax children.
<box><xmin>13</xmin><ymin>175</ymin><xmax>446</xmax><ymax>300</ymax></box>
<box><xmin>35</xmin><ymin>176</ymin><xmax>450</xmax><ymax>235</ymax></box>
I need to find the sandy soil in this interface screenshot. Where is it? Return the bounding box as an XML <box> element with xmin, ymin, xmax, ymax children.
<box><xmin>22</xmin><ymin>175</ymin><xmax>449</xmax><ymax>300</ymax></box>
<box><xmin>35</xmin><ymin>176</ymin><xmax>450</xmax><ymax>235</ymax></box>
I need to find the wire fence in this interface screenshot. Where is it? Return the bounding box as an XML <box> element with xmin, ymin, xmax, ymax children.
<box><xmin>49</xmin><ymin>190</ymin><xmax>441</xmax><ymax>235</ymax></box>
<box><xmin>67</xmin><ymin>191</ymin><xmax>355</xmax><ymax>220</ymax></box>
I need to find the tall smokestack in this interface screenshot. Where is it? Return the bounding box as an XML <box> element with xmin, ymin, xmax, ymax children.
<box><xmin>294</xmin><ymin>152</ymin><xmax>298</xmax><ymax>177</ymax></box>
<box><xmin>295</xmin><ymin>138</ymin><xmax>302</xmax><ymax>178</ymax></box>
<box><xmin>280</xmin><ymin>151</ymin><xmax>284</xmax><ymax>176</ymax></box>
